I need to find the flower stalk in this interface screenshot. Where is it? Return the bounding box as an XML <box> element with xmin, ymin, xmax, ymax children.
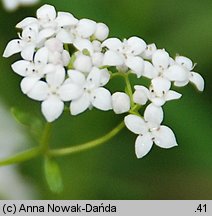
<box><xmin>0</xmin><ymin>121</ymin><xmax>125</xmax><ymax>166</ymax></box>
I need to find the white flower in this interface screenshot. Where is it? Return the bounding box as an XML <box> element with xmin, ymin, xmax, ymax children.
<box><xmin>148</xmin><ymin>77</ymin><xmax>182</xmax><ymax>106</ymax></box>
<box><xmin>36</xmin><ymin>4</ymin><xmax>57</xmax><ymax>28</ymax></box>
<box><xmin>3</xmin><ymin>24</ymin><xmax>39</xmax><ymax>60</ymax></box>
<box><xmin>16</xmin><ymin>7</ymin><xmax>78</xmax><ymax>44</ymax></box>
<box><xmin>141</xmin><ymin>43</ymin><xmax>157</xmax><ymax>60</ymax></box>
<box><xmin>133</xmin><ymin>86</ymin><xmax>149</xmax><ymax>105</ymax></box>
<box><xmin>55</xmin><ymin>12</ymin><xmax>78</xmax><ymax>43</ymax></box>
<box><xmin>133</xmin><ymin>77</ymin><xmax>181</xmax><ymax>107</ymax></box>
<box><xmin>102</xmin><ymin>37</ymin><xmax>146</xmax><ymax>77</ymax></box>
<box><xmin>26</xmin><ymin>65</ymin><xmax>75</xmax><ymax>122</ymax></box>
<box><xmin>142</xmin><ymin>49</ymin><xmax>171</xmax><ymax>80</ymax></box>
<box><xmin>67</xmin><ymin>68</ymin><xmax>112</xmax><ymax>115</ymax></box>
<box><xmin>165</xmin><ymin>56</ymin><xmax>205</xmax><ymax>91</ymax></box>
<box><xmin>112</xmin><ymin>92</ymin><xmax>130</xmax><ymax>114</ymax></box>
<box><xmin>2</xmin><ymin>0</ymin><xmax>39</xmax><ymax>11</ymax></box>
<box><xmin>124</xmin><ymin>104</ymin><xmax>178</xmax><ymax>158</ymax></box>
<box><xmin>73</xmin><ymin>38</ymin><xmax>104</xmax><ymax>67</ymax></box>
<box><xmin>43</xmin><ymin>38</ymin><xmax>71</xmax><ymax>66</ymax></box>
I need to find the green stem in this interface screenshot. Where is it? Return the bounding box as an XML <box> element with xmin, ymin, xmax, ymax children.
<box><xmin>0</xmin><ymin>123</ymin><xmax>52</xmax><ymax>167</ymax></box>
<box><xmin>0</xmin><ymin>148</ymin><xmax>41</xmax><ymax>167</ymax></box>
<box><xmin>40</xmin><ymin>123</ymin><xmax>52</xmax><ymax>153</ymax></box>
<box><xmin>49</xmin><ymin>121</ymin><xmax>125</xmax><ymax>157</ymax></box>
<box><xmin>124</xmin><ymin>74</ymin><xmax>134</xmax><ymax>107</ymax></box>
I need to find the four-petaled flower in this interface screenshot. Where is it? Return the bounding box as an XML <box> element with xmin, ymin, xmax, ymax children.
<box><xmin>125</xmin><ymin>104</ymin><xmax>178</xmax><ymax>158</ymax></box>
<box><xmin>102</xmin><ymin>37</ymin><xmax>146</xmax><ymax>77</ymax></box>
<box><xmin>26</xmin><ymin>66</ymin><xmax>76</xmax><ymax>122</ymax></box>
<box><xmin>66</xmin><ymin>68</ymin><xmax>112</xmax><ymax>115</ymax></box>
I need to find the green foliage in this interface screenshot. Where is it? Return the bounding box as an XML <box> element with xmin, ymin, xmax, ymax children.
<box><xmin>11</xmin><ymin>107</ymin><xmax>44</xmax><ymax>138</ymax></box>
<box><xmin>44</xmin><ymin>157</ymin><xmax>64</xmax><ymax>193</ymax></box>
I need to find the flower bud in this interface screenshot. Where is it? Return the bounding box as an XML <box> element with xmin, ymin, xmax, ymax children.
<box><xmin>74</xmin><ymin>53</ymin><xmax>92</xmax><ymax>73</ymax></box>
<box><xmin>133</xmin><ymin>86</ymin><xmax>149</xmax><ymax>105</ymax></box>
<box><xmin>112</xmin><ymin>92</ymin><xmax>130</xmax><ymax>114</ymax></box>
<box><xmin>94</xmin><ymin>23</ymin><xmax>109</xmax><ymax>41</ymax></box>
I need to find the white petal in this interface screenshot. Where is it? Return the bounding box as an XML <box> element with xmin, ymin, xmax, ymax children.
<box><xmin>37</xmin><ymin>4</ymin><xmax>56</xmax><ymax>21</ymax></box>
<box><xmin>74</xmin><ymin>54</ymin><xmax>92</xmax><ymax>73</ymax></box>
<box><xmin>112</xmin><ymin>92</ymin><xmax>130</xmax><ymax>114</ymax></box>
<box><xmin>3</xmin><ymin>39</ymin><xmax>23</xmax><ymax>58</ymax></box>
<box><xmin>175</xmin><ymin>56</ymin><xmax>193</xmax><ymax>71</ymax></box>
<box><xmin>56</xmin><ymin>12</ymin><xmax>78</xmax><ymax>26</ymax></box>
<box><xmin>87</xmin><ymin>67</ymin><xmax>102</xmax><ymax>87</ymax></box>
<box><xmin>153</xmin><ymin>125</ymin><xmax>178</xmax><ymax>148</ymax></box>
<box><xmin>11</xmin><ymin>60</ymin><xmax>30</xmax><ymax>76</ymax></box>
<box><xmin>21</xmin><ymin>44</ymin><xmax>35</xmax><ymax>61</ymax></box>
<box><xmin>38</xmin><ymin>28</ymin><xmax>55</xmax><ymax>41</ymax></box>
<box><xmin>151</xmin><ymin>97</ymin><xmax>166</xmax><ymax>107</ymax></box>
<box><xmin>143</xmin><ymin>61</ymin><xmax>159</xmax><ymax>79</ymax></box>
<box><xmin>102</xmin><ymin>38</ymin><xmax>122</xmax><ymax>51</ymax></box>
<box><xmin>144</xmin><ymin>103</ymin><xmax>163</xmax><ymax>126</ymax></box>
<box><xmin>92</xmin><ymin>40</ymin><xmax>102</xmax><ymax>52</ymax></box>
<box><xmin>45</xmin><ymin>38</ymin><xmax>63</xmax><ymax>52</ymax></box>
<box><xmin>91</xmin><ymin>87</ymin><xmax>112</xmax><ymax>111</ymax></box>
<box><xmin>76</xmin><ymin>18</ymin><xmax>97</xmax><ymax>38</ymax></box>
<box><xmin>62</xmin><ymin>50</ymin><xmax>71</xmax><ymax>66</ymax></box>
<box><xmin>135</xmin><ymin>133</ymin><xmax>153</xmax><ymax>158</ymax></box>
<box><xmin>58</xmin><ymin>84</ymin><xmax>83</xmax><ymax>101</ymax></box>
<box><xmin>152</xmin><ymin>49</ymin><xmax>170</xmax><ymax>71</ymax></box>
<box><xmin>94</xmin><ymin>23</ymin><xmax>109</xmax><ymax>41</ymax></box>
<box><xmin>16</xmin><ymin>17</ymin><xmax>38</xmax><ymax>29</ymax></box>
<box><xmin>41</xmin><ymin>96</ymin><xmax>64</xmax><ymax>122</ymax></box>
<box><xmin>189</xmin><ymin>72</ymin><xmax>204</xmax><ymax>91</ymax></box>
<box><xmin>151</xmin><ymin>77</ymin><xmax>171</xmax><ymax>95</ymax></box>
<box><xmin>68</xmin><ymin>70</ymin><xmax>85</xmax><ymax>86</ymax></box>
<box><xmin>42</xmin><ymin>64</ymin><xmax>55</xmax><ymax>74</ymax></box>
<box><xmin>165</xmin><ymin>90</ymin><xmax>182</xmax><ymax>101</ymax></box>
<box><xmin>27</xmin><ymin>81</ymin><xmax>48</xmax><ymax>101</ymax></box>
<box><xmin>127</xmin><ymin>36</ymin><xmax>146</xmax><ymax>55</ymax></box>
<box><xmin>124</xmin><ymin>114</ymin><xmax>148</xmax><ymax>135</ymax></box>
<box><xmin>126</xmin><ymin>56</ymin><xmax>144</xmax><ymax>78</ymax></box>
<box><xmin>141</xmin><ymin>43</ymin><xmax>157</xmax><ymax>60</ymax></box>
<box><xmin>56</xmin><ymin>29</ymin><xmax>73</xmax><ymax>44</ymax></box>
<box><xmin>164</xmin><ymin>65</ymin><xmax>188</xmax><ymax>82</ymax></box>
<box><xmin>92</xmin><ymin>52</ymin><xmax>104</xmax><ymax>67</ymax></box>
<box><xmin>34</xmin><ymin>47</ymin><xmax>48</xmax><ymax>65</ymax></box>
<box><xmin>86</xmin><ymin>67</ymin><xmax>110</xmax><ymax>87</ymax></box>
<box><xmin>73</xmin><ymin>38</ymin><xmax>94</xmax><ymax>54</ymax></box>
<box><xmin>103</xmin><ymin>50</ymin><xmax>124</xmax><ymax>66</ymax></box>
<box><xmin>174</xmin><ymin>80</ymin><xmax>189</xmax><ymax>87</ymax></box>
<box><xmin>70</xmin><ymin>94</ymin><xmax>90</xmax><ymax>115</ymax></box>
<box><xmin>99</xmin><ymin>68</ymin><xmax>110</xmax><ymax>86</ymax></box>
<box><xmin>46</xmin><ymin>66</ymin><xmax>65</xmax><ymax>87</ymax></box>
<box><xmin>133</xmin><ymin>86</ymin><xmax>149</xmax><ymax>105</ymax></box>
<box><xmin>20</xmin><ymin>76</ymin><xmax>40</xmax><ymax>94</ymax></box>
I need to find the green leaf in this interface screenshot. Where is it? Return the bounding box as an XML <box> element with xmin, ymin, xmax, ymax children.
<box><xmin>11</xmin><ymin>107</ymin><xmax>44</xmax><ymax>138</ymax></box>
<box><xmin>11</xmin><ymin>107</ymin><xmax>31</xmax><ymax>126</ymax></box>
<box><xmin>44</xmin><ymin>157</ymin><xmax>63</xmax><ymax>193</ymax></box>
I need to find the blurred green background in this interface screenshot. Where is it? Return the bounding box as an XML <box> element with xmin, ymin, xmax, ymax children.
<box><xmin>0</xmin><ymin>0</ymin><xmax>212</xmax><ymax>199</ymax></box>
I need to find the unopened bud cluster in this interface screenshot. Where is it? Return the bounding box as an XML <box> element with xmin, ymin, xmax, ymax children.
<box><xmin>3</xmin><ymin>4</ymin><xmax>204</xmax><ymax>158</ymax></box>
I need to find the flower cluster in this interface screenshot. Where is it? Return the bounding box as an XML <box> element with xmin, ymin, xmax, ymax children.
<box><xmin>2</xmin><ymin>0</ymin><xmax>39</xmax><ymax>11</ymax></box>
<box><xmin>3</xmin><ymin>4</ymin><xmax>204</xmax><ymax>158</ymax></box>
